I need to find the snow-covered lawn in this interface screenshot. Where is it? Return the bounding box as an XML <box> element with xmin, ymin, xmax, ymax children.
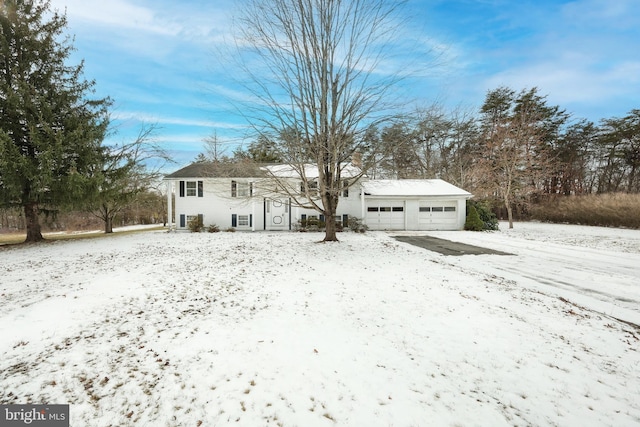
<box><xmin>1</xmin><ymin>222</ymin><xmax>639</xmax><ymax>426</ymax></box>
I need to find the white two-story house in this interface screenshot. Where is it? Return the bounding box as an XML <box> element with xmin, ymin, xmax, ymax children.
<box><xmin>163</xmin><ymin>161</ymin><xmax>472</xmax><ymax>231</ymax></box>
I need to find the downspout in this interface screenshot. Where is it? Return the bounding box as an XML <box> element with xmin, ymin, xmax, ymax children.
<box><xmin>251</xmin><ymin>187</ymin><xmax>255</xmax><ymax>232</ymax></box>
<box><xmin>360</xmin><ymin>188</ymin><xmax>365</xmax><ymax>225</ymax></box>
<box><xmin>166</xmin><ymin>180</ymin><xmax>173</xmax><ymax>231</ymax></box>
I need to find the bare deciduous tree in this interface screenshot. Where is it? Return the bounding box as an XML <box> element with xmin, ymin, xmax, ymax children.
<box><xmin>202</xmin><ymin>131</ymin><xmax>229</xmax><ymax>163</ymax></box>
<box><xmin>233</xmin><ymin>0</ymin><xmax>410</xmax><ymax>241</ymax></box>
<box><xmin>88</xmin><ymin>124</ymin><xmax>171</xmax><ymax>233</ymax></box>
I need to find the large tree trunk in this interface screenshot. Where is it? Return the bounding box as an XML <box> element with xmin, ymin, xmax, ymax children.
<box><xmin>24</xmin><ymin>202</ymin><xmax>44</xmax><ymax>243</ymax></box>
<box><xmin>105</xmin><ymin>216</ymin><xmax>114</xmax><ymax>233</ymax></box>
<box><xmin>504</xmin><ymin>194</ymin><xmax>514</xmax><ymax>229</ymax></box>
<box><xmin>321</xmin><ymin>189</ymin><xmax>338</xmax><ymax>242</ymax></box>
<box><xmin>323</xmin><ymin>212</ymin><xmax>338</xmax><ymax>242</ymax></box>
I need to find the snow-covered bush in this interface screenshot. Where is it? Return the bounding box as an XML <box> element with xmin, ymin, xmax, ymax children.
<box><xmin>188</xmin><ymin>216</ymin><xmax>203</xmax><ymax>233</ymax></box>
<box><xmin>348</xmin><ymin>217</ymin><xmax>368</xmax><ymax>233</ymax></box>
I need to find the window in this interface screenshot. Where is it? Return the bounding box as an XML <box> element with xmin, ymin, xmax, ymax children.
<box><xmin>444</xmin><ymin>206</ymin><xmax>456</xmax><ymax>212</ymax></box>
<box><xmin>231</xmin><ymin>214</ymin><xmax>252</xmax><ymax>228</ymax></box>
<box><xmin>392</xmin><ymin>207</ymin><xmax>404</xmax><ymax>212</ymax></box>
<box><xmin>186</xmin><ymin>182</ymin><xmax>196</xmax><ymax>197</ymax></box>
<box><xmin>380</xmin><ymin>207</ymin><xmax>391</xmax><ymax>212</ymax></box>
<box><xmin>342</xmin><ymin>180</ymin><xmax>349</xmax><ymax>197</ymax></box>
<box><xmin>181</xmin><ymin>180</ymin><xmax>203</xmax><ymax>197</ymax></box>
<box><xmin>301</xmin><ymin>180</ymin><xmax>318</xmax><ymax>195</ymax></box>
<box><xmin>419</xmin><ymin>207</ymin><xmax>430</xmax><ymax>212</ymax></box>
<box><xmin>231</xmin><ymin>181</ymin><xmax>251</xmax><ymax>197</ymax></box>
<box><xmin>367</xmin><ymin>207</ymin><xmax>379</xmax><ymax>212</ymax></box>
<box><xmin>238</xmin><ymin>182</ymin><xmax>250</xmax><ymax>197</ymax></box>
<box><xmin>431</xmin><ymin>207</ymin><xmax>444</xmax><ymax>212</ymax></box>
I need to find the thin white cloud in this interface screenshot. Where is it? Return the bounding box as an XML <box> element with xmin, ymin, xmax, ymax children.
<box><xmin>440</xmin><ymin>0</ymin><xmax>640</xmax><ymax>119</ymax></box>
<box><xmin>561</xmin><ymin>0</ymin><xmax>640</xmax><ymax>29</ymax></box>
<box><xmin>482</xmin><ymin>59</ymin><xmax>640</xmax><ymax>115</ymax></box>
<box><xmin>111</xmin><ymin>111</ymin><xmax>247</xmax><ymax>130</ymax></box>
<box><xmin>50</xmin><ymin>0</ymin><xmax>235</xmax><ymax>44</ymax></box>
<box><xmin>49</xmin><ymin>0</ymin><xmax>181</xmax><ymax>36</ymax></box>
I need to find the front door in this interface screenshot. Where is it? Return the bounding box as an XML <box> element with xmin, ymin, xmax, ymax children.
<box><xmin>266</xmin><ymin>198</ymin><xmax>289</xmax><ymax>230</ymax></box>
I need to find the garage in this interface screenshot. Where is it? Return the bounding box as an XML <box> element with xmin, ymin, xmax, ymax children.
<box><xmin>361</xmin><ymin>179</ymin><xmax>472</xmax><ymax>231</ymax></box>
<box><xmin>365</xmin><ymin>201</ymin><xmax>405</xmax><ymax>230</ymax></box>
<box><xmin>418</xmin><ymin>201</ymin><xmax>459</xmax><ymax>230</ymax></box>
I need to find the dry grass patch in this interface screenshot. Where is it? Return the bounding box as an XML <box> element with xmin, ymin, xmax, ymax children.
<box><xmin>531</xmin><ymin>193</ymin><xmax>640</xmax><ymax>228</ymax></box>
<box><xmin>0</xmin><ymin>226</ymin><xmax>165</xmax><ymax>246</ymax></box>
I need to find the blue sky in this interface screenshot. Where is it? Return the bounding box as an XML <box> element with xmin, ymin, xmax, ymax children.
<box><xmin>48</xmin><ymin>0</ymin><xmax>640</xmax><ymax>168</ymax></box>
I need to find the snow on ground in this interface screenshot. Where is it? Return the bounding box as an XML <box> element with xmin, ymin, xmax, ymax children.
<box><xmin>0</xmin><ymin>222</ymin><xmax>639</xmax><ymax>426</ymax></box>
<box><xmin>418</xmin><ymin>222</ymin><xmax>640</xmax><ymax>327</ymax></box>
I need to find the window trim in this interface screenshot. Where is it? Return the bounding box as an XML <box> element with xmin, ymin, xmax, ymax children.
<box><xmin>238</xmin><ymin>214</ymin><xmax>250</xmax><ymax>227</ymax></box>
<box><xmin>186</xmin><ymin>181</ymin><xmax>197</xmax><ymax>197</ymax></box>
<box><xmin>342</xmin><ymin>180</ymin><xmax>349</xmax><ymax>197</ymax></box>
<box><xmin>232</xmin><ymin>180</ymin><xmax>251</xmax><ymax>197</ymax></box>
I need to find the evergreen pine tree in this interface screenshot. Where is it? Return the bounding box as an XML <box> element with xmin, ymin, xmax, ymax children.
<box><xmin>464</xmin><ymin>205</ymin><xmax>485</xmax><ymax>231</ymax></box>
<box><xmin>0</xmin><ymin>0</ymin><xmax>111</xmax><ymax>242</ymax></box>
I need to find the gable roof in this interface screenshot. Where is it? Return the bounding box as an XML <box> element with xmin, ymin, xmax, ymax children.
<box><xmin>361</xmin><ymin>179</ymin><xmax>472</xmax><ymax>197</ymax></box>
<box><xmin>166</xmin><ymin>161</ymin><xmax>363</xmax><ymax>180</ymax></box>
<box><xmin>164</xmin><ymin>161</ymin><xmax>264</xmax><ymax>179</ymax></box>
<box><xmin>262</xmin><ymin>163</ymin><xmax>362</xmax><ymax>179</ymax></box>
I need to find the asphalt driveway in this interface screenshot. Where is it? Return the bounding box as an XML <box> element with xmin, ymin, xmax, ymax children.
<box><xmin>393</xmin><ymin>235</ymin><xmax>513</xmax><ymax>256</ymax></box>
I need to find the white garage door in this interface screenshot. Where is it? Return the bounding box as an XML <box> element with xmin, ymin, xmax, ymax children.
<box><xmin>366</xmin><ymin>201</ymin><xmax>405</xmax><ymax>230</ymax></box>
<box><xmin>418</xmin><ymin>202</ymin><xmax>458</xmax><ymax>230</ymax></box>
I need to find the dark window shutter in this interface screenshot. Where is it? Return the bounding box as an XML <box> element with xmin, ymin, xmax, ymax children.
<box><xmin>198</xmin><ymin>181</ymin><xmax>203</xmax><ymax>197</ymax></box>
<box><xmin>179</xmin><ymin>181</ymin><xmax>185</xmax><ymax>197</ymax></box>
<box><xmin>231</xmin><ymin>214</ymin><xmax>237</xmax><ymax>227</ymax></box>
<box><xmin>198</xmin><ymin>214</ymin><xmax>203</xmax><ymax>226</ymax></box>
<box><xmin>231</xmin><ymin>180</ymin><xmax>237</xmax><ymax>197</ymax></box>
<box><xmin>342</xmin><ymin>214</ymin><xmax>348</xmax><ymax>225</ymax></box>
<box><xmin>249</xmin><ymin>182</ymin><xmax>253</xmax><ymax>196</ymax></box>
<box><xmin>180</xmin><ymin>214</ymin><xmax>186</xmax><ymax>228</ymax></box>
<box><xmin>320</xmin><ymin>214</ymin><xmax>325</xmax><ymax>222</ymax></box>
<box><xmin>249</xmin><ymin>214</ymin><xmax>253</xmax><ymax>227</ymax></box>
